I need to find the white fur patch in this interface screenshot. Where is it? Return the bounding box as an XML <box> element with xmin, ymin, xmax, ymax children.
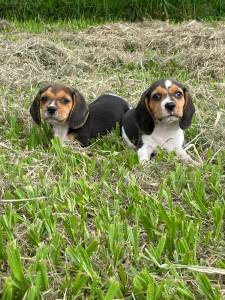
<box><xmin>122</xmin><ymin>120</ymin><xmax>199</xmax><ymax>165</ymax></box>
<box><xmin>122</xmin><ymin>127</ymin><xmax>136</xmax><ymax>149</ymax></box>
<box><xmin>160</xmin><ymin>96</ymin><xmax>171</xmax><ymax>117</ymax></box>
<box><xmin>165</xmin><ymin>80</ymin><xmax>172</xmax><ymax>89</ymax></box>
<box><xmin>48</xmin><ymin>100</ymin><xmax>56</xmax><ymax>107</ymax></box>
<box><xmin>141</xmin><ymin>121</ymin><xmax>184</xmax><ymax>152</ymax></box>
<box><xmin>123</xmin><ymin>121</ymin><xmax>184</xmax><ymax>162</ymax></box>
<box><xmin>137</xmin><ymin>145</ymin><xmax>152</xmax><ymax>163</ymax></box>
<box><xmin>52</xmin><ymin>123</ymin><xmax>69</xmax><ymax>143</ymax></box>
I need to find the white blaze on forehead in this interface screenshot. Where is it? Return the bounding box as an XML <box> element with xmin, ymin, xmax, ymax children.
<box><xmin>165</xmin><ymin>80</ymin><xmax>172</xmax><ymax>89</ymax></box>
<box><xmin>48</xmin><ymin>100</ymin><xmax>56</xmax><ymax>107</ymax></box>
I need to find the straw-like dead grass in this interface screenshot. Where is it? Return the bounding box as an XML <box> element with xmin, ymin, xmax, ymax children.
<box><xmin>0</xmin><ymin>20</ymin><xmax>224</xmax><ymax>149</ymax></box>
<box><xmin>1</xmin><ymin>20</ymin><xmax>225</xmax><ymax>83</ymax></box>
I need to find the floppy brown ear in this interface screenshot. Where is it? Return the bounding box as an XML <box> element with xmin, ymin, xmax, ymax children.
<box><xmin>30</xmin><ymin>90</ymin><xmax>42</xmax><ymax>125</ymax></box>
<box><xmin>136</xmin><ymin>87</ymin><xmax>155</xmax><ymax>134</ymax></box>
<box><xmin>179</xmin><ymin>88</ymin><xmax>195</xmax><ymax>130</ymax></box>
<box><xmin>30</xmin><ymin>85</ymin><xmax>51</xmax><ymax>125</ymax></box>
<box><xmin>68</xmin><ymin>89</ymin><xmax>89</xmax><ymax>129</ymax></box>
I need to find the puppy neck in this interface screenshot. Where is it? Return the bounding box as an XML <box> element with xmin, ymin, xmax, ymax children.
<box><xmin>52</xmin><ymin>122</ymin><xmax>69</xmax><ymax>143</ymax></box>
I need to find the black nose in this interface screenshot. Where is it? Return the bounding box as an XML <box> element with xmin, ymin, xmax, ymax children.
<box><xmin>165</xmin><ymin>102</ymin><xmax>175</xmax><ymax>112</ymax></box>
<box><xmin>47</xmin><ymin>106</ymin><xmax>57</xmax><ymax>114</ymax></box>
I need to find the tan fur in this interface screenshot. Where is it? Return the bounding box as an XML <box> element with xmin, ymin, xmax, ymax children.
<box><xmin>40</xmin><ymin>87</ymin><xmax>74</xmax><ymax>122</ymax></box>
<box><xmin>148</xmin><ymin>86</ymin><xmax>167</xmax><ymax>120</ymax></box>
<box><xmin>67</xmin><ymin>132</ymin><xmax>76</xmax><ymax>141</ymax></box>
<box><xmin>147</xmin><ymin>84</ymin><xmax>185</xmax><ymax>120</ymax></box>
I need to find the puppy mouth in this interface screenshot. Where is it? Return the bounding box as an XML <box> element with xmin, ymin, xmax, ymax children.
<box><xmin>44</xmin><ymin>115</ymin><xmax>65</xmax><ymax>123</ymax></box>
<box><xmin>45</xmin><ymin>115</ymin><xmax>58</xmax><ymax>120</ymax></box>
<box><xmin>158</xmin><ymin>114</ymin><xmax>180</xmax><ymax>122</ymax></box>
<box><xmin>43</xmin><ymin>111</ymin><xmax>59</xmax><ymax>120</ymax></box>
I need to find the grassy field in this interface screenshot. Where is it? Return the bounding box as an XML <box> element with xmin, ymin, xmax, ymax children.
<box><xmin>0</xmin><ymin>19</ymin><xmax>225</xmax><ymax>299</ymax></box>
<box><xmin>0</xmin><ymin>0</ymin><xmax>225</xmax><ymax>21</ymax></box>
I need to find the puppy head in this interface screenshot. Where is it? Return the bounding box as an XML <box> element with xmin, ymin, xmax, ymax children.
<box><xmin>136</xmin><ymin>79</ymin><xmax>195</xmax><ymax>132</ymax></box>
<box><xmin>30</xmin><ymin>83</ymin><xmax>89</xmax><ymax>129</ymax></box>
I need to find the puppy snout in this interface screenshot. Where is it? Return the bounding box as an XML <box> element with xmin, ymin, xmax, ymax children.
<box><xmin>47</xmin><ymin>106</ymin><xmax>57</xmax><ymax>114</ymax></box>
<box><xmin>165</xmin><ymin>102</ymin><xmax>175</xmax><ymax>112</ymax></box>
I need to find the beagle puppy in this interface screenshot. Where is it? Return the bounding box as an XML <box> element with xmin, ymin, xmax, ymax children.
<box><xmin>122</xmin><ymin>79</ymin><xmax>199</xmax><ymax>165</ymax></box>
<box><xmin>30</xmin><ymin>83</ymin><xmax>129</xmax><ymax>146</ymax></box>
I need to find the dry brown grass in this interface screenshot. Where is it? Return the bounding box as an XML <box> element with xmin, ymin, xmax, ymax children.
<box><xmin>0</xmin><ymin>20</ymin><xmax>224</xmax><ymax>150</ymax></box>
<box><xmin>1</xmin><ymin>20</ymin><xmax>225</xmax><ymax>82</ymax></box>
<box><xmin>0</xmin><ymin>21</ymin><xmax>225</xmax><ymax>83</ymax></box>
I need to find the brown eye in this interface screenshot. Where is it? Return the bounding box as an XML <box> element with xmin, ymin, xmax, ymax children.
<box><xmin>152</xmin><ymin>94</ymin><xmax>161</xmax><ymax>101</ymax></box>
<box><xmin>175</xmin><ymin>91</ymin><xmax>183</xmax><ymax>98</ymax></box>
<box><xmin>41</xmin><ymin>96</ymin><xmax>48</xmax><ymax>102</ymax></box>
<box><xmin>61</xmin><ymin>98</ymin><xmax>70</xmax><ymax>104</ymax></box>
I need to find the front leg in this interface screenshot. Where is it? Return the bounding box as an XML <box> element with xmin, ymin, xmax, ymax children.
<box><xmin>137</xmin><ymin>144</ymin><xmax>154</xmax><ymax>164</ymax></box>
<box><xmin>176</xmin><ymin>148</ymin><xmax>202</xmax><ymax>166</ymax></box>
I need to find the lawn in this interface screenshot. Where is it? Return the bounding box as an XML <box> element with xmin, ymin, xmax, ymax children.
<box><xmin>0</xmin><ymin>19</ymin><xmax>225</xmax><ymax>299</ymax></box>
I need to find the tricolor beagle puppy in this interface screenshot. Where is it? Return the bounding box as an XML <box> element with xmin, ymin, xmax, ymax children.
<box><xmin>122</xmin><ymin>79</ymin><xmax>200</xmax><ymax>165</ymax></box>
<box><xmin>30</xmin><ymin>83</ymin><xmax>129</xmax><ymax>146</ymax></box>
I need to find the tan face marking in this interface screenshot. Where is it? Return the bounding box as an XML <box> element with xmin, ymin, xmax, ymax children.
<box><xmin>147</xmin><ymin>84</ymin><xmax>186</xmax><ymax>121</ymax></box>
<box><xmin>67</xmin><ymin>132</ymin><xmax>76</xmax><ymax>141</ymax></box>
<box><xmin>40</xmin><ymin>87</ymin><xmax>74</xmax><ymax>122</ymax></box>
<box><xmin>168</xmin><ymin>85</ymin><xmax>185</xmax><ymax>117</ymax></box>
<box><xmin>148</xmin><ymin>86</ymin><xmax>167</xmax><ymax>120</ymax></box>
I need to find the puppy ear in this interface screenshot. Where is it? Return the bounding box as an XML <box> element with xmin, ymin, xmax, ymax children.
<box><xmin>136</xmin><ymin>87</ymin><xmax>155</xmax><ymax>134</ymax></box>
<box><xmin>68</xmin><ymin>88</ymin><xmax>89</xmax><ymax>129</ymax></box>
<box><xmin>179</xmin><ymin>88</ymin><xmax>195</xmax><ymax>130</ymax></box>
<box><xmin>30</xmin><ymin>85</ymin><xmax>51</xmax><ymax>125</ymax></box>
<box><xmin>30</xmin><ymin>90</ymin><xmax>42</xmax><ymax>125</ymax></box>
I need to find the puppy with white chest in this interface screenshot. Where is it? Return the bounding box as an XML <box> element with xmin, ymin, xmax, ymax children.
<box><xmin>30</xmin><ymin>83</ymin><xmax>129</xmax><ymax>146</ymax></box>
<box><xmin>122</xmin><ymin>79</ymin><xmax>200</xmax><ymax>165</ymax></box>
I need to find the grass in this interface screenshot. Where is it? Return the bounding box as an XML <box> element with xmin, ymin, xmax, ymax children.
<box><xmin>0</xmin><ymin>19</ymin><xmax>225</xmax><ymax>299</ymax></box>
<box><xmin>9</xmin><ymin>19</ymin><xmax>107</xmax><ymax>33</ymax></box>
<box><xmin>0</xmin><ymin>0</ymin><xmax>225</xmax><ymax>21</ymax></box>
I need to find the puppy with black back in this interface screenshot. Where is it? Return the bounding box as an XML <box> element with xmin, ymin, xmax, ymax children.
<box><xmin>122</xmin><ymin>79</ymin><xmax>201</xmax><ymax>165</ymax></box>
<box><xmin>30</xmin><ymin>83</ymin><xmax>129</xmax><ymax>146</ymax></box>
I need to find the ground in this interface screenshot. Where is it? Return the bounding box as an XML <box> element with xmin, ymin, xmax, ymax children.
<box><xmin>0</xmin><ymin>20</ymin><xmax>225</xmax><ymax>299</ymax></box>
